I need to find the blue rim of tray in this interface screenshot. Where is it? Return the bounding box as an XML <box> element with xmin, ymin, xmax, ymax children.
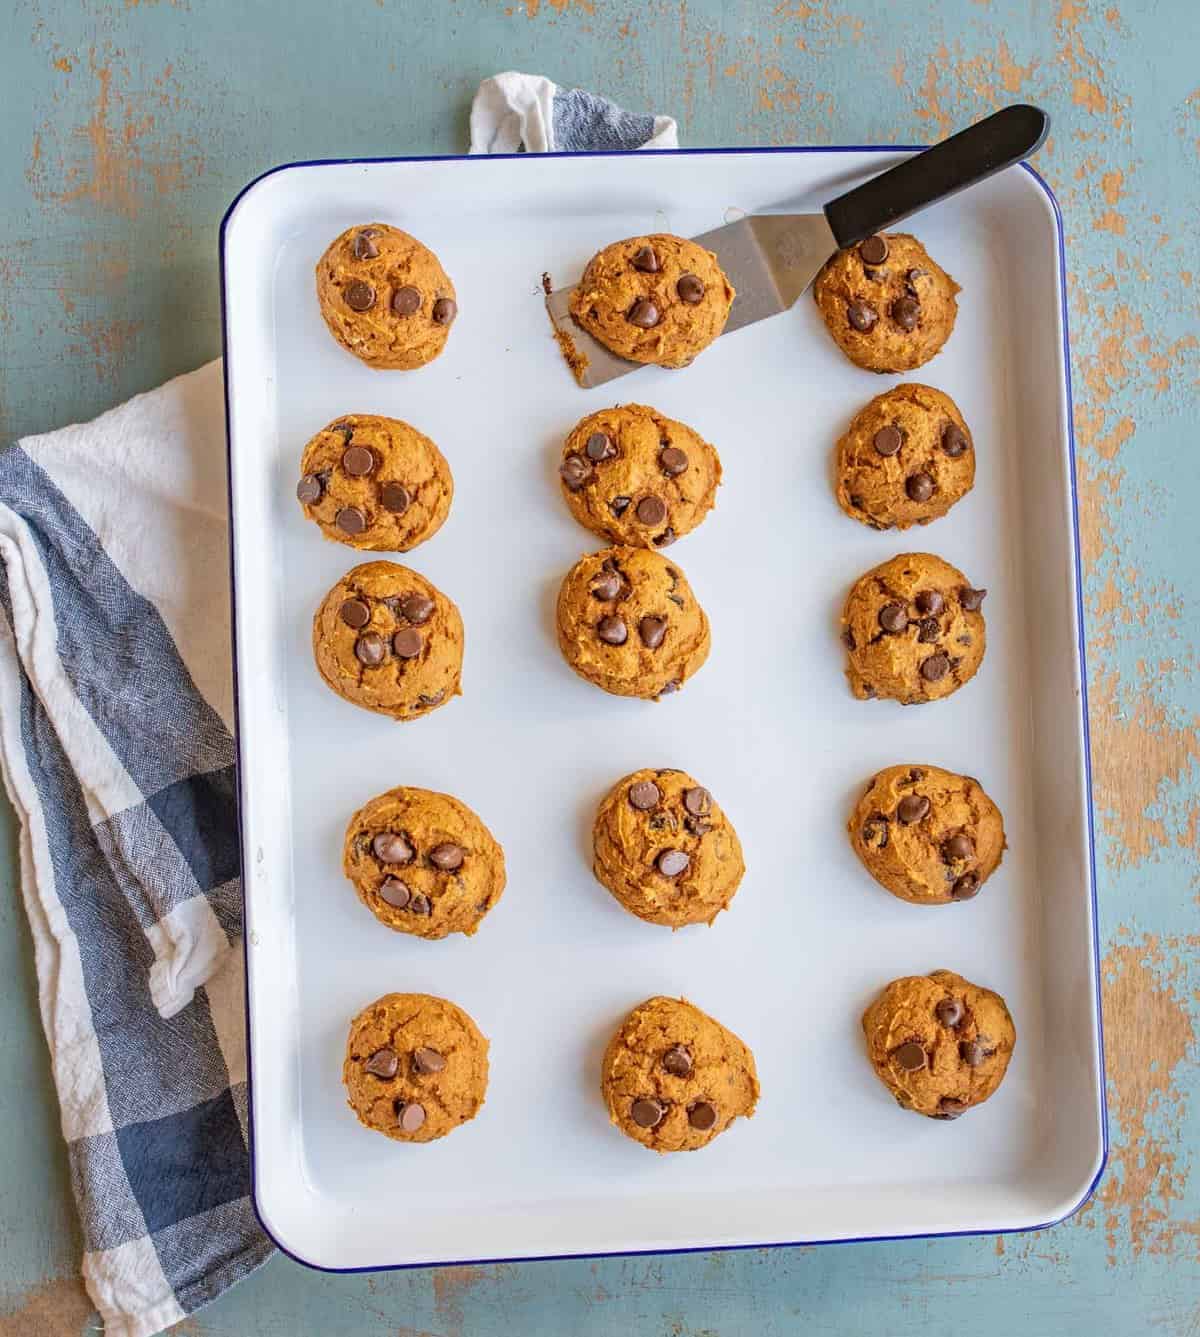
<box><xmin>218</xmin><ymin>144</ymin><xmax>1106</xmax><ymax>1274</ymax></box>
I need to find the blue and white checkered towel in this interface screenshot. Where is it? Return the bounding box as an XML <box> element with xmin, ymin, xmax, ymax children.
<box><xmin>0</xmin><ymin>75</ymin><xmax>672</xmax><ymax>1337</ymax></box>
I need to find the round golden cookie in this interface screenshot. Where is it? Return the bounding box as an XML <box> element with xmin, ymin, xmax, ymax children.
<box><xmin>296</xmin><ymin>414</ymin><xmax>453</xmax><ymax>552</ymax></box>
<box><xmin>861</xmin><ymin>969</ymin><xmax>1016</xmax><ymax>1120</ymax></box>
<box><xmin>558</xmin><ymin>405</ymin><xmax>721</xmax><ymax>549</ymax></box>
<box><xmin>835</xmin><ymin>384</ymin><xmax>974</xmax><ymax>530</ymax></box>
<box><xmin>315</xmin><ymin>223</ymin><xmax>457</xmax><ymax>370</ymax></box>
<box><xmin>568</xmin><ymin>234</ymin><xmax>735</xmax><ymax>369</ymax></box>
<box><xmin>592</xmin><ymin>768</ymin><xmax>744</xmax><ymax>927</ymax></box>
<box><xmin>813</xmin><ymin>233</ymin><xmax>960</xmax><ymax>373</ymax></box>
<box><xmin>841</xmin><ymin>553</ymin><xmax>986</xmax><ymax>704</ymax></box>
<box><xmin>601</xmin><ymin>996</ymin><xmax>759</xmax><ymax>1152</ymax></box>
<box><xmin>312</xmin><ymin>561</ymin><xmax>462</xmax><ymax>720</ymax></box>
<box><xmin>343</xmin><ymin>992</ymin><xmax>488</xmax><ymax>1142</ymax></box>
<box><xmin>849</xmin><ymin>764</ymin><xmax>1006</xmax><ymax>905</ymax></box>
<box><xmin>343</xmin><ymin>786</ymin><xmax>506</xmax><ymax>940</ymax></box>
<box><xmin>556</xmin><ymin>547</ymin><xmax>710</xmax><ymax>700</ymax></box>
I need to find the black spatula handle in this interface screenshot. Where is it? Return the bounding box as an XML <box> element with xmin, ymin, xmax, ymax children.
<box><xmin>823</xmin><ymin>104</ymin><xmax>1050</xmax><ymax>249</ymax></box>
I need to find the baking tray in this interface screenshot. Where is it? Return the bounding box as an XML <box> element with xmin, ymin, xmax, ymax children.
<box><xmin>220</xmin><ymin>146</ymin><xmax>1105</xmax><ymax>1271</ymax></box>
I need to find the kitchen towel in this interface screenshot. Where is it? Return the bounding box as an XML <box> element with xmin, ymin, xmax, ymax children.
<box><xmin>0</xmin><ymin>75</ymin><xmax>674</xmax><ymax>1337</ymax></box>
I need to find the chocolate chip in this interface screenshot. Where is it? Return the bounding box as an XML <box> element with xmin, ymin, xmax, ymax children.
<box><xmin>332</xmin><ymin>423</ymin><xmax>354</xmax><ymax>443</ymax></box>
<box><xmin>906</xmin><ymin>267</ymin><xmax>927</xmax><ymax>285</ymax></box>
<box><xmin>639</xmin><ymin>616</ymin><xmax>667</xmax><ymax>649</ymax></box>
<box><xmin>392</xmin><ymin>628</ymin><xmax>423</xmax><ymax>659</ymax></box>
<box><xmin>585</xmin><ymin>574</ymin><xmax>620</xmax><ymax>606</ymax></box>
<box><xmin>656</xmin><ymin>849</ymin><xmax>690</xmax><ymax>877</ymax></box>
<box><xmin>343</xmin><ymin>280</ymin><xmax>375</xmax><ymax>311</ymax></box>
<box><xmin>409</xmin><ymin>892</ymin><xmax>432</xmax><ymax>915</ymax></box>
<box><xmin>627</xmin><ymin>298</ymin><xmax>660</xmax><ymax>328</ymax></box>
<box><xmin>296</xmin><ymin>474</ymin><xmax>323</xmax><ymax>504</ymax></box>
<box><xmin>560</xmin><ymin>454</ymin><xmax>592</xmax><ymax>491</ymax></box>
<box><xmin>683</xmin><ymin>787</ymin><xmax>711</xmax><ymax>817</ymax></box>
<box><xmin>920</xmin><ymin>653</ymin><xmax>950</xmax><ymax>682</ymax></box>
<box><xmin>610</xmin><ymin>495</ymin><xmax>631</xmax><ymax>516</ymax></box>
<box><xmin>416</xmin><ymin>691</ymin><xmax>445</xmax><ymax>708</ymax></box>
<box><xmin>915</xmin><ymin>590</ymin><xmax>944</xmax><ymax>615</ymax></box>
<box><xmin>943</xmin><ymin>833</ymin><xmax>975</xmax><ymax>862</ymax></box>
<box><xmin>942</xmin><ymin>424</ymin><xmax>969</xmax><ymax>458</ymax></box>
<box><xmin>687</xmin><ymin>1101</ymin><xmax>717</xmax><ymax>1130</ymax></box>
<box><xmin>960</xmin><ymin>1039</ymin><xmax>989</xmax><ymax>1067</ymax></box>
<box><xmin>397</xmin><ymin>1101</ymin><xmax>426</xmax><ymax>1132</ymax></box>
<box><xmin>652</xmin><ymin>527</ymin><xmax>676</xmax><ymax>547</ymax></box>
<box><xmin>663</xmin><ymin>1045</ymin><xmax>693</xmax><ymax>1077</ymax></box>
<box><xmin>413</xmin><ymin>1046</ymin><xmax>446</xmax><ymax>1074</ymax></box>
<box><xmin>959</xmin><ymin>586</ymin><xmax>987</xmax><ymax>612</ymax></box>
<box><xmin>658</xmin><ymin>680</ymin><xmax>680</xmax><ymax>696</ymax></box>
<box><xmin>897</xmin><ymin>794</ymin><xmax>930</xmax><ymax>824</ymax></box>
<box><xmin>907</xmin><ymin>768</ymin><xmax>926</xmax><ymax>782</ymax></box>
<box><xmin>935</xmin><ymin>997</ymin><xmax>963</xmax><ymax>1028</ymax></box>
<box><xmin>364</xmin><ymin>1048</ymin><xmax>399</xmax><ymax>1078</ymax></box>
<box><xmin>862</xmin><ymin>267</ymin><xmax>882</xmax><ymax>282</ymax></box>
<box><xmin>340</xmin><ymin>598</ymin><xmax>370</xmax><ymax>629</ymax></box>
<box><xmin>631</xmin><ymin>245</ymin><xmax>660</xmax><ymax>273</ymax></box>
<box><xmin>847</xmin><ymin>300</ymin><xmax>878</xmax><ymax>332</ymax></box>
<box><xmin>858</xmin><ymin>234</ymin><xmax>889</xmax><ymax>265</ymax></box>
<box><xmin>891</xmin><ymin>294</ymin><xmax>920</xmax><ymax>331</ymax></box>
<box><xmin>352</xmin><ymin>230</ymin><xmax>380</xmax><ymax>260</ymax></box>
<box><xmin>629</xmin><ymin>780</ymin><xmax>661</xmax><ymax>811</ymax></box>
<box><xmin>430</xmin><ymin>842</ymin><xmax>464</xmax><ymax>872</ymax></box>
<box><xmin>597</xmin><ymin>615</ymin><xmax>627</xmax><ymax>646</ymax></box>
<box><xmin>936</xmin><ymin>1097</ymin><xmax>968</xmax><ymax>1119</ymax></box>
<box><xmin>586</xmin><ymin>432</ymin><xmax>616</xmax><ymax>462</ymax></box>
<box><xmin>906</xmin><ymin>472</ymin><xmax>934</xmax><ymax>503</ymax></box>
<box><xmin>917</xmin><ymin>617</ymin><xmax>940</xmax><ymax>643</ymax></box>
<box><xmin>355</xmin><ymin>632</ymin><xmax>386</xmax><ymax>665</ymax></box>
<box><xmin>873</xmin><ymin>425</ymin><xmax>903</xmax><ymax>456</ymax></box>
<box><xmin>861</xmin><ymin>817</ymin><xmax>888</xmax><ymax>848</ymax></box>
<box><xmin>842</xmin><ymin>627</ymin><xmax>856</xmax><ymax>650</ymax></box>
<box><xmin>631</xmin><ymin>1098</ymin><xmax>664</xmax><ymax>1128</ymax></box>
<box><xmin>379</xmin><ymin>482</ymin><xmax>410</xmax><ymax>513</ymax></box>
<box><xmin>676</xmin><ymin>274</ymin><xmax>705</xmax><ymax>304</ymax></box>
<box><xmin>378</xmin><ymin>878</ymin><xmax>411</xmax><ymax>908</ymax></box>
<box><xmin>373</xmin><ymin>832</ymin><xmax>413</xmax><ymax>863</ymax></box>
<box><xmin>951</xmin><ymin>872</ymin><xmax>980</xmax><ymax>900</ymax></box>
<box><xmin>343</xmin><ymin>445</ymin><xmax>375</xmax><ymax>477</ymax></box>
<box><xmin>391</xmin><ymin>285</ymin><xmax>421</xmax><ymax>316</ymax></box>
<box><xmin>400</xmin><ymin>593</ymin><xmax>435</xmax><ymax>624</ymax></box>
<box><xmin>336</xmin><ymin>506</ymin><xmax>367</xmax><ymax>536</ymax></box>
<box><xmin>893</xmin><ymin>1041</ymin><xmax>926</xmax><ymax>1072</ymax></box>
<box><xmin>685</xmin><ymin>816</ymin><xmax>711</xmax><ymax>837</ymax></box>
<box><xmin>659</xmin><ymin>446</ymin><xmax>689</xmax><ymax>476</ymax></box>
<box><xmin>635</xmin><ymin>495</ymin><xmax>667</xmax><ymax>527</ymax></box>
<box><xmin>432</xmin><ymin>297</ymin><xmax>457</xmax><ymax>326</ymax></box>
<box><xmin>878</xmin><ymin>602</ymin><xmax>908</xmax><ymax>633</ymax></box>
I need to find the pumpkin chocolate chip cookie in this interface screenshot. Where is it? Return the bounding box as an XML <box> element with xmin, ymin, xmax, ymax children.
<box><xmin>861</xmin><ymin>969</ymin><xmax>1016</xmax><ymax>1119</ymax></box>
<box><xmin>568</xmin><ymin>234</ymin><xmax>735</xmax><ymax>369</ymax></box>
<box><xmin>813</xmin><ymin>232</ymin><xmax>960</xmax><ymax>373</ymax></box>
<box><xmin>841</xmin><ymin>553</ymin><xmax>986</xmax><ymax>704</ymax></box>
<box><xmin>556</xmin><ymin>546</ymin><xmax>710</xmax><ymax>700</ymax></box>
<box><xmin>296</xmin><ymin>414</ymin><xmax>453</xmax><ymax>551</ymax></box>
<box><xmin>592</xmin><ymin>768</ymin><xmax>745</xmax><ymax>927</ymax></box>
<box><xmin>312</xmin><ymin>560</ymin><xmax>462</xmax><ymax>720</ymax></box>
<box><xmin>835</xmin><ymin>384</ymin><xmax>974</xmax><ymax>530</ymax></box>
<box><xmin>850</xmin><ymin>764</ymin><xmax>1006</xmax><ymax>905</ymax></box>
<box><xmin>343</xmin><ymin>786</ymin><xmax>506</xmax><ymax>939</ymax></box>
<box><xmin>344</xmin><ymin>992</ymin><xmax>489</xmax><ymax>1142</ymax></box>
<box><xmin>316</xmin><ymin>223</ymin><xmax>457</xmax><ymax>370</ymax></box>
<box><xmin>558</xmin><ymin>404</ymin><xmax>722</xmax><ymax>549</ymax></box>
<box><xmin>602</xmin><ymin>996</ymin><xmax>759</xmax><ymax>1152</ymax></box>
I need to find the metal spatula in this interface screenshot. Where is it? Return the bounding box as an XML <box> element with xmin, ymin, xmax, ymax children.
<box><xmin>546</xmin><ymin>103</ymin><xmax>1049</xmax><ymax>389</ymax></box>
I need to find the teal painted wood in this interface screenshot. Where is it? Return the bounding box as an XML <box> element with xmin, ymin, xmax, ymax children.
<box><xmin>1</xmin><ymin>1</ymin><xmax>1198</xmax><ymax>1333</ymax></box>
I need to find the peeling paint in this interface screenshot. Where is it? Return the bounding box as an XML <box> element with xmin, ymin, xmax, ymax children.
<box><xmin>0</xmin><ymin>1277</ymin><xmax>92</xmax><ymax>1337</ymax></box>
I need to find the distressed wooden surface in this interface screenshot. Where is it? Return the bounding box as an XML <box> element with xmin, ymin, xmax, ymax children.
<box><xmin>1</xmin><ymin>1</ymin><xmax>1198</xmax><ymax>1333</ymax></box>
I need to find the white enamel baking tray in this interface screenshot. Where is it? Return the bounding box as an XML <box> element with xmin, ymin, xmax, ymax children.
<box><xmin>220</xmin><ymin>147</ymin><xmax>1105</xmax><ymax>1272</ymax></box>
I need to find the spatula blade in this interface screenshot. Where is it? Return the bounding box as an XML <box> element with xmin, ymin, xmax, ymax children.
<box><xmin>545</xmin><ymin>210</ymin><xmax>838</xmax><ymax>389</ymax></box>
